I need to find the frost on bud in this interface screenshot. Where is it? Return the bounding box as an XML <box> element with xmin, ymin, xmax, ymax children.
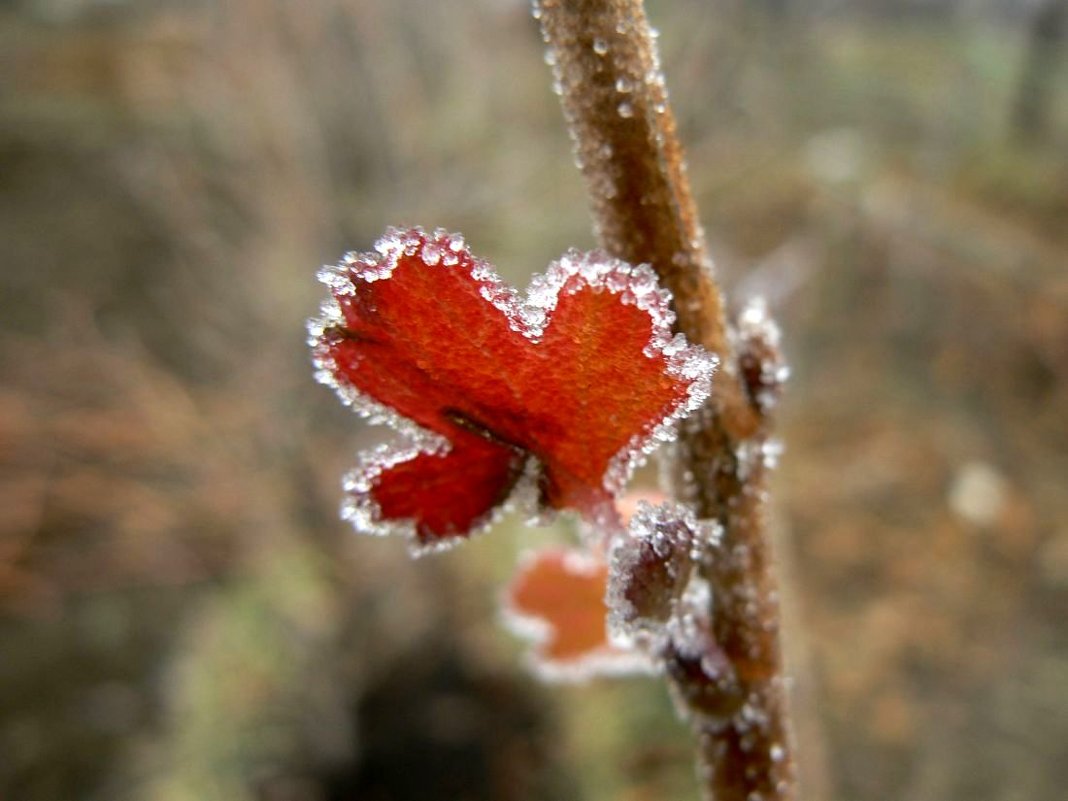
<box><xmin>658</xmin><ymin>566</ymin><xmax>745</xmax><ymax>722</ymax></box>
<box><xmin>734</xmin><ymin>298</ymin><xmax>789</xmax><ymax>416</ymax></box>
<box><xmin>663</xmin><ymin>611</ymin><xmax>742</xmax><ymax>722</ymax></box>
<box><xmin>502</xmin><ymin>501</ymin><xmax>727</xmax><ymax>687</ymax></box>
<box><xmin>607</xmin><ymin>501</ymin><xmax>721</xmax><ymax>650</ymax></box>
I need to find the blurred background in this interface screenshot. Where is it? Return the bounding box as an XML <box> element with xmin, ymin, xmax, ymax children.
<box><xmin>1</xmin><ymin>0</ymin><xmax>1066</xmax><ymax>799</ymax></box>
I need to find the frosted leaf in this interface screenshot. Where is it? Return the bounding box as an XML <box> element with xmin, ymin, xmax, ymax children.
<box><xmin>334</xmin><ymin>438</ymin><xmax>518</xmax><ymax>556</ymax></box>
<box><xmin>502</xmin><ymin>547</ymin><xmax>653</xmax><ymax>683</ymax></box>
<box><xmin>309</xmin><ymin>227</ymin><xmax>717</xmax><ymax>552</ymax></box>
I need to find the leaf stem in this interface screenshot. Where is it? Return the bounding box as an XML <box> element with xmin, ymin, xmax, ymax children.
<box><xmin>536</xmin><ymin>2</ymin><xmax>797</xmax><ymax>799</ymax></box>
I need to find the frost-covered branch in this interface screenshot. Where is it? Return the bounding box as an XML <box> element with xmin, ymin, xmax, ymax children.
<box><xmin>535</xmin><ymin>2</ymin><xmax>797</xmax><ymax>799</ymax></box>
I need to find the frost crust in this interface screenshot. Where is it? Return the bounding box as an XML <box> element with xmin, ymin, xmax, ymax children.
<box><xmin>608</xmin><ymin>500</ymin><xmax>722</xmax><ymax>652</ymax></box>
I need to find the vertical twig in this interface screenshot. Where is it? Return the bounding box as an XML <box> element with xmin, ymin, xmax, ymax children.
<box><xmin>535</xmin><ymin>2</ymin><xmax>797</xmax><ymax>799</ymax></box>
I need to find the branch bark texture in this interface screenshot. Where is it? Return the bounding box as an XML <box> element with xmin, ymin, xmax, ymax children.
<box><xmin>535</xmin><ymin>2</ymin><xmax>797</xmax><ymax>799</ymax></box>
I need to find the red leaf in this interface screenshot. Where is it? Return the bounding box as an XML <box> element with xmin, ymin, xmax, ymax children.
<box><xmin>503</xmin><ymin>547</ymin><xmax>647</xmax><ymax>680</ymax></box>
<box><xmin>310</xmin><ymin>227</ymin><xmax>715</xmax><ymax>552</ymax></box>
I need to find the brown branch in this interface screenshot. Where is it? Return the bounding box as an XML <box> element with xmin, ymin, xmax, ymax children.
<box><xmin>536</xmin><ymin>2</ymin><xmax>797</xmax><ymax>800</ymax></box>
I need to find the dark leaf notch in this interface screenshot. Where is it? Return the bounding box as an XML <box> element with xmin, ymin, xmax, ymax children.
<box><xmin>309</xmin><ymin>227</ymin><xmax>715</xmax><ymax>554</ymax></box>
